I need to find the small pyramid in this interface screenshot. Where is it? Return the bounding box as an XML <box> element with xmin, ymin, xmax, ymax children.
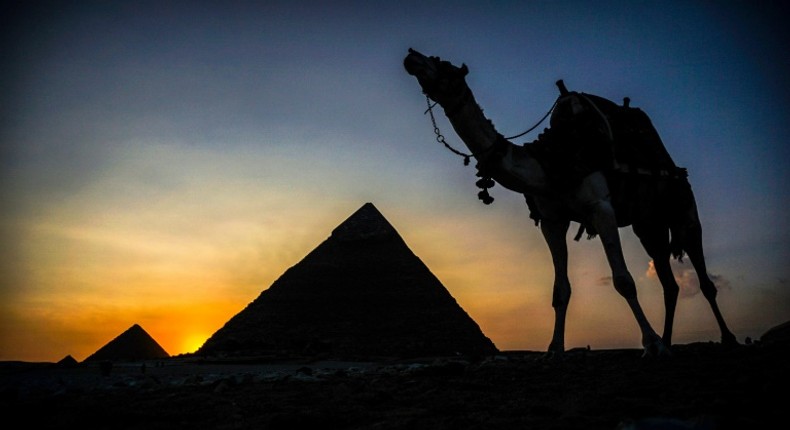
<box><xmin>57</xmin><ymin>354</ymin><xmax>79</xmax><ymax>367</ymax></box>
<box><xmin>198</xmin><ymin>203</ymin><xmax>498</xmax><ymax>359</ymax></box>
<box><xmin>83</xmin><ymin>324</ymin><xmax>170</xmax><ymax>362</ymax></box>
<box><xmin>761</xmin><ymin>320</ymin><xmax>790</xmax><ymax>345</ymax></box>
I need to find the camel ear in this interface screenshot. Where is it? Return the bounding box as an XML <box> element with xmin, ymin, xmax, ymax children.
<box><xmin>460</xmin><ymin>64</ymin><xmax>469</xmax><ymax>76</ymax></box>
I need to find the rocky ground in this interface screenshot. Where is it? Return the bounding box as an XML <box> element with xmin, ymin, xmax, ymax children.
<box><xmin>1</xmin><ymin>341</ymin><xmax>786</xmax><ymax>430</ymax></box>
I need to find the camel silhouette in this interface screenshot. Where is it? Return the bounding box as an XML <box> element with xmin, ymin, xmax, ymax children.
<box><xmin>404</xmin><ymin>48</ymin><xmax>737</xmax><ymax>357</ymax></box>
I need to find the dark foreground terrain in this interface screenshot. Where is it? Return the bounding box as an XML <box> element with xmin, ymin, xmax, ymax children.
<box><xmin>1</xmin><ymin>341</ymin><xmax>786</xmax><ymax>430</ymax></box>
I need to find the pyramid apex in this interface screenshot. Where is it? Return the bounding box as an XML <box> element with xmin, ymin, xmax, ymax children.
<box><xmin>331</xmin><ymin>202</ymin><xmax>397</xmax><ymax>241</ymax></box>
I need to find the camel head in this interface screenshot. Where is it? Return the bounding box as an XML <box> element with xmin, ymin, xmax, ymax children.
<box><xmin>404</xmin><ymin>48</ymin><xmax>470</xmax><ymax>108</ymax></box>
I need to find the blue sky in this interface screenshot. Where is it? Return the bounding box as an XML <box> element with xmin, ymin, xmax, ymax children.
<box><xmin>1</xmin><ymin>1</ymin><xmax>788</xmax><ymax>361</ymax></box>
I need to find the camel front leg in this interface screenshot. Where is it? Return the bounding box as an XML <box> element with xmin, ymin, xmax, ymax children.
<box><xmin>540</xmin><ymin>217</ymin><xmax>571</xmax><ymax>355</ymax></box>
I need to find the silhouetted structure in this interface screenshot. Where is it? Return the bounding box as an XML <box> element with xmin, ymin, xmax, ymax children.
<box><xmin>198</xmin><ymin>203</ymin><xmax>498</xmax><ymax>360</ymax></box>
<box><xmin>404</xmin><ymin>48</ymin><xmax>736</xmax><ymax>356</ymax></box>
<box><xmin>761</xmin><ymin>320</ymin><xmax>790</xmax><ymax>345</ymax></box>
<box><xmin>83</xmin><ymin>324</ymin><xmax>170</xmax><ymax>362</ymax></box>
<box><xmin>56</xmin><ymin>354</ymin><xmax>79</xmax><ymax>367</ymax></box>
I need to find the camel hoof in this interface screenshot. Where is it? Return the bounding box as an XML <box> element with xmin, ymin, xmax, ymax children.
<box><xmin>642</xmin><ymin>338</ymin><xmax>672</xmax><ymax>359</ymax></box>
<box><xmin>540</xmin><ymin>350</ymin><xmax>562</xmax><ymax>362</ymax></box>
<box><xmin>721</xmin><ymin>332</ymin><xmax>739</xmax><ymax>347</ymax></box>
<box><xmin>540</xmin><ymin>343</ymin><xmax>565</xmax><ymax>361</ymax></box>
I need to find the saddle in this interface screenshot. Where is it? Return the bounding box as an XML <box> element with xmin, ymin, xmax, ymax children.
<box><xmin>523</xmin><ymin>81</ymin><xmax>689</xmax><ymax>237</ymax></box>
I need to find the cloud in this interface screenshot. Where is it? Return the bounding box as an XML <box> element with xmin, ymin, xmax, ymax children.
<box><xmin>645</xmin><ymin>260</ymin><xmax>733</xmax><ymax>298</ymax></box>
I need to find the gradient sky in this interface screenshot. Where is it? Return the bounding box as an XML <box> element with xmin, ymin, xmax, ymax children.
<box><xmin>2</xmin><ymin>1</ymin><xmax>788</xmax><ymax>362</ymax></box>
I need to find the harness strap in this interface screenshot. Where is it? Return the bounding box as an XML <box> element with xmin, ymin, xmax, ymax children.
<box><xmin>616</xmin><ymin>163</ymin><xmax>688</xmax><ymax>179</ymax></box>
<box><xmin>579</xmin><ymin>93</ymin><xmax>614</xmax><ymax>141</ymax></box>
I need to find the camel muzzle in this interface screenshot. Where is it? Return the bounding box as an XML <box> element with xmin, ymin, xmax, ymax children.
<box><xmin>403</xmin><ymin>48</ymin><xmax>429</xmax><ymax>76</ymax></box>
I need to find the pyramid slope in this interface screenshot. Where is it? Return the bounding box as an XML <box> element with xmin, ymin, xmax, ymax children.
<box><xmin>761</xmin><ymin>320</ymin><xmax>790</xmax><ymax>345</ymax></box>
<box><xmin>198</xmin><ymin>203</ymin><xmax>498</xmax><ymax>359</ymax></box>
<box><xmin>83</xmin><ymin>324</ymin><xmax>170</xmax><ymax>362</ymax></box>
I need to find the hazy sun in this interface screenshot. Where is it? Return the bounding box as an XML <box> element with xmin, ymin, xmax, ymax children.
<box><xmin>180</xmin><ymin>333</ymin><xmax>209</xmax><ymax>355</ymax></box>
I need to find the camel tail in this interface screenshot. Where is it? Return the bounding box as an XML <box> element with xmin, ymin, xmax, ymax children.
<box><xmin>669</xmin><ymin>226</ymin><xmax>686</xmax><ymax>261</ymax></box>
<box><xmin>668</xmin><ymin>176</ymin><xmax>698</xmax><ymax>262</ymax></box>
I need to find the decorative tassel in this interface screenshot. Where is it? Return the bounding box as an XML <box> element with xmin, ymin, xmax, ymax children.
<box><xmin>478</xmin><ymin>189</ymin><xmax>494</xmax><ymax>205</ymax></box>
<box><xmin>475</xmin><ymin>177</ymin><xmax>495</xmax><ymax>189</ymax></box>
<box><xmin>476</xmin><ymin>175</ymin><xmax>495</xmax><ymax>205</ymax></box>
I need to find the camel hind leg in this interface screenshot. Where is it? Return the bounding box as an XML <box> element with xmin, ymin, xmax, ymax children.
<box><xmin>633</xmin><ymin>223</ymin><xmax>681</xmax><ymax>347</ymax></box>
<box><xmin>681</xmin><ymin>208</ymin><xmax>738</xmax><ymax>346</ymax></box>
<box><xmin>577</xmin><ymin>172</ymin><xmax>666</xmax><ymax>356</ymax></box>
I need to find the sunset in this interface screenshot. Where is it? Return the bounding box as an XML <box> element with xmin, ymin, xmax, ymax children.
<box><xmin>2</xmin><ymin>0</ymin><xmax>788</xmax><ymax>366</ymax></box>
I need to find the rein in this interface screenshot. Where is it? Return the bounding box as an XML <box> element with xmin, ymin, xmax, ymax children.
<box><xmin>423</xmin><ymin>95</ymin><xmax>494</xmax><ymax>204</ymax></box>
<box><xmin>504</xmin><ymin>99</ymin><xmax>558</xmax><ymax>140</ymax></box>
<box><xmin>421</xmin><ymin>94</ymin><xmax>558</xmax><ymax>205</ymax></box>
<box><xmin>425</xmin><ymin>96</ymin><xmax>473</xmax><ymax>166</ymax></box>
<box><xmin>424</xmin><ymin>95</ymin><xmax>558</xmax><ymax>162</ymax></box>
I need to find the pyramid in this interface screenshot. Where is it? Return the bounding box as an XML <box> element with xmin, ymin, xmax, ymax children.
<box><xmin>198</xmin><ymin>203</ymin><xmax>498</xmax><ymax>359</ymax></box>
<box><xmin>761</xmin><ymin>320</ymin><xmax>790</xmax><ymax>345</ymax></box>
<box><xmin>83</xmin><ymin>324</ymin><xmax>170</xmax><ymax>362</ymax></box>
<box><xmin>57</xmin><ymin>354</ymin><xmax>79</xmax><ymax>367</ymax></box>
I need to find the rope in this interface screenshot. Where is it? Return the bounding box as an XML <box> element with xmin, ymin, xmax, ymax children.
<box><xmin>504</xmin><ymin>99</ymin><xmax>558</xmax><ymax>141</ymax></box>
<box><xmin>420</xmin><ymin>93</ymin><xmax>556</xmax><ymax>205</ymax></box>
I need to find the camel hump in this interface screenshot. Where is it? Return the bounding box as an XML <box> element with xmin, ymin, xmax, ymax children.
<box><xmin>607</xmin><ymin>100</ymin><xmax>678</xmax><ymax>173</ymax></box>
<box><xmin>549</xmin><ymin>89</ymin><xmax>679</xmax><ymax>175</ymax></box>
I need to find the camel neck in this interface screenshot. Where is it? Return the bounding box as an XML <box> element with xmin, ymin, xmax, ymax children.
<box><xmin>442</xmin><ymin>90</ymin><xmax>509</xmax><ymax>165</ymax></box>
<box><xmin>438</xmin><ymin>88</ymin><xmax>547</xmax><ymax>197</ymax></box>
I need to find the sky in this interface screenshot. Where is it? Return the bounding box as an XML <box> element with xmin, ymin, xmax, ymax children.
<box><xmin>1</xmin><ymin>0</ymin><xmax>788</xmax><ymax>362</ymax></box>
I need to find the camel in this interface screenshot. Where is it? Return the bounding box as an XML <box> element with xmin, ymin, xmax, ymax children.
<box><xmin>403</xmin><ymin>48</ymin><xmax>737</xmax><ymax>356</ymax></box>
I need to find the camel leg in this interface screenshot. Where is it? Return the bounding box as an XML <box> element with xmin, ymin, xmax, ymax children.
<box><xmin>683</xmin><ymin>217</ymin><xmax>738</xmax><ymax>346</ymax></box>
<box><xmin>651</xmin><ymin>258</ymin><xmax>680</xmax><ymax>346</ymax></box>
<box><xmin>633</xmin><ymin>225</ymin><xmax>680</xmax><ymax>346</ymax></box>
<box><xmin>577</xmin><ymin>173</ymin><xmax>666</xmax><ymax>356</ymax></box>
<box><xmin>540</xmin><ymin>217</ymin><xmax>571</xmax><ymax>354</ymax></box>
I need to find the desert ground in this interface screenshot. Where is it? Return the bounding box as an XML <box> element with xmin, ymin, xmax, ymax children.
<box><xmin>1</xmin><ymin>339</ymin><xmax>787</xmax><ymax>430</ymax></box>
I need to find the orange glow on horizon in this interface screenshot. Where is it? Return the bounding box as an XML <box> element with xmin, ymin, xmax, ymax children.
<box><xmin>178</xmin><ymin>332</ymin><xmax>211</xmax><ymax>355</ymax></box>
<box><xmin>0</xmin><ymin>154</ymin><xmax>774</xmax><ymax>362</ymax></box>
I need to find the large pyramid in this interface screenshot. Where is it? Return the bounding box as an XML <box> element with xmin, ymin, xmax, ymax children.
<box><xmin>197</xmin><ymin>203</ymin><xmax>498</xmax><ymax>359</ymax></box>
<box><xmin>83</xmin><ymin>324</ymin><xmax>170</xmax><ymax>362</ymax></box>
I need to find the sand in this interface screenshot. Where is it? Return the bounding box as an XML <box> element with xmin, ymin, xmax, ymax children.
<box><xmin>1</xmin><ymin>341</ymin><xmax>786</xmax><ymax>430</ymax></box>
